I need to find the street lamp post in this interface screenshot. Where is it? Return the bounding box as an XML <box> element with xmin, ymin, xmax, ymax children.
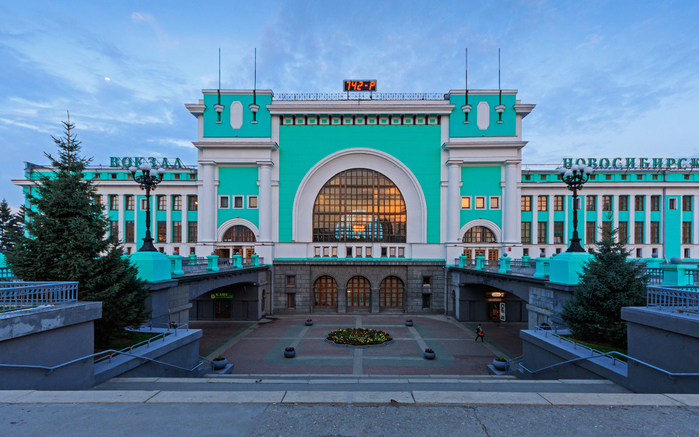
<box><xmin>129</xmin><ymin>163</ymin><xmax>165</xmax><ymax>252</ymax></box>
<box><xmin>557</xmin><ymin>164</ymin><xmax>594</xmax><ymax>253</ymax></box>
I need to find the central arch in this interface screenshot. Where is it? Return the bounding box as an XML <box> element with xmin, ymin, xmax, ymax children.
<box><xmin>292</xmin><ymin>148</ymin><xmax>427</xmax><ymax>243</ymax></box>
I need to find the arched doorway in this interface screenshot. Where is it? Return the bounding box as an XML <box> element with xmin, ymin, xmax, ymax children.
<box><xmin>379</xmin><ymin>276</ymin><xmax>404</xmax><ymax>308</ymax></box>
<box><xmin>314</xmin><ymin>276</ymin><xmax>338</xmax><ymax>307</ymax></box>
<box><xmin>216</xmin><ymin>225</ymin><xmax>256</xmax><ymax>260</ymax></box>
<box><xmin>312</xmin><ymin>169</ymin><xmax>407</xmax><ymax>243</ymax></box>
<box><xmin>347</xmin><ymin>276</ymin><xmax>371</xmax><ymax>307</ymax></box>
<box><xmin>462</xmin><ymin>225</ymin><xmax>500</xmax><ymax>264</ymax></box>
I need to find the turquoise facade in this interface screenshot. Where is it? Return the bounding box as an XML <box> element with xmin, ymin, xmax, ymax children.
<box><xmin>203</xmin><ymin>93</ymin><xmax>272</xmax><ymax>138</ymax></box>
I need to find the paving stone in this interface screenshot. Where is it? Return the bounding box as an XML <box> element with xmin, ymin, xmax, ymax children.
<box><xmin>147</xmin><ymin>391</ymin><xmax>285</xmax><ymax>403</ymax></box>
<box><xmin>412</xmin><ymin>391</ymin><xmax>549</xmax><ymax>405</ymax></box>
<box><xmin>664</xmin><ymin>394</ymin><xmax>699</xmax><ymax>406</ymax></box>
<box><xmin>15</xmin><ymin>390</ymin><xmax>160</xmax><ymax>404</ymax></box>
<box><xmin>538</xmin><ymin>393</ymin><xmax>683</xmax><ymax>406</ymax></box>
<box><xmin>0</xmin><ymin>390</ymin><xmax>34</xmax><ymax>403</ymax></box>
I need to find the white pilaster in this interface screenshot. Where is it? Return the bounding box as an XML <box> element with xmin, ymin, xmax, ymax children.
<box><xmin>200</xmin><ymin>162</ymin><xmax>217</xmax><ymax>249</ymax></box>
<box><xmin>644</xmin><ymin>195</ymin><xmax>651</xmax><ymax>245</ymax></box>
<box><xmin>531</xmin><ymin>197</ymin><xmax>538</xmax><ymax>247</ymax></box>
<box><xmin>503</xmin><ymin>161</ymin><xmax>519</xmax><ymax>246</ymax></box>
<box><xmin>628</xmin><ymin>195</ymin><xmax>635</xmax><ymax>245</ymax></box>
<box><xmin>612</xmin><ymin>195</ymin><xmax>619</xmax><ymax>241</ymax></box>
<box><xmin>446</xmin><ymin>161</ymin><xmax>461</xmax><ymax>243</ymax></box>
<box><xmin>258</xmin><ymin>161</ymin><xmax>274</xmax><ymax>242</ymax></box>
<box><xmin>694</xmin><ymin>195</ymin><xmax>699</xmax><ymax>245</ymax></box>
<box><xmin>548</xmin><ymin>199</ymin><xmax>554</xmax><ymax>245</ymax></box>
<box><xmin>166</xmin><ymin>195</ymin><xmax>172</xmax><ymax>244</ymax></box>
<box><xmin>118</xmin><ymin>194</ymin><xmax>125</xmax><ymax>243</ymax></box>
<box><xmin>596</xmin><ymin>197</ymin><xmax>603</xmax><ymax>242</ymax></box>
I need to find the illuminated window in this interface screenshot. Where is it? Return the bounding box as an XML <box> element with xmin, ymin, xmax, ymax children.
<box><xmin>157</xmin><ymin>196</ymin><xmax>166</xmax><ymax>211</ymax></box>
<box><xmin>489</xmin><ymin>197</ymin><xmax>500</xmax><ymax>209</ymax></box>
<box><xmin>157</xmin><ymin>221</ymin><xmax>166</xmax><ymax>242</ymax></box>
<box><xmin>475</xmin><ymin>196</ymin><xmax>485</xmax><ymax>209</ymax></box>
<box><xmin>109</xmin><ymin>195</ymin><xmax>119</xmax><ymax>211</ymax></box>
<box><xmin>461</xmin><ymin>197</ymin><xmax>471</xmax><ymax>209</ymax></box>
<box><xmin>222</xmin><ymin>225</ymin><xmax>256</xmax><ymax>242</ymax></box>
<box><xmin>314</xmin><ymin>276</ymin><xmax>337</xmax><ymax>307</ymax></box>
<box><xmin>554</xmin><ymin>196</ymin><xmax>564</xmax><ymax>211</ymax></box>
<box><xmin>521</xmin><ymin>222</ymin><xmax>531</xmax><ymax>244</ymax></box>
<box><xmin>188</xmin><ymin>195</ymin><xmax>198</xmax><ymax>211</ymax></box>
<box><xmin>347</xmin><ymin>276</ymin><xmax>370</xmax><ymax>307</ymax></box>
<box><xmin>537</xmin><ymin>222</ymin><xmax>547</xmax><ymax>244</ymax></box>
<box><xmin>312</xmin><ymin>169</ymin><xmax>406</xmax><ymax>243</ymax></box>
<box><xmin>379</xmin><ymin>276</ymin><xmax>404</xmax><ymax>308</ymax></box>
<box><xmin>172</xmin><ymin>195</ymin><xmax>182</xmax><ymax>211</ymax></box>
<box><xmin>538</xmin><ymin>196</ymin><xmax>548</xmax><ymax>211</ymax></box>
<box><xmin>521</xmin><ymin>196</ymin><xmax>531</xmax><ymax>211</ymax></box>
<box><xmin>248</xmin><ymin>196</ymin><xmax>258</xmax><ymax>209</ymax></box>
<box><xmin>463</xmin><ymin>226</ymin><xmax>496</xmax><ymax>243</ymax></box>
<box><xmin>125</xmin><ymin>195</ymin><xmax>134</xmax><ymax>211</ymax></box>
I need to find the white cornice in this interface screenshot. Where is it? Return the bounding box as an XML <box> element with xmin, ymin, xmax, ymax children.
<box><xmin>442</xmin><ymin>140</ymin><xmax>528</xmax><ymax>150</ymax></box>
<box><xmin>185</xmin><ymin>103</ymin><xmax>205</xmax><ymax>118</ymax></box>
<box><xmin>514</xmin><ymin>103</ymin><xmax>536</xmax><ymax>119</ymax></box>
<box><xmin>192</xmin><ymin>141</ymin><xmax>279</xmax><ymax>150</ymax></box>
<box><xmin>268</xmin><ymin>101</ymin><xmax>455</xmax><ymax>115</ymax></box>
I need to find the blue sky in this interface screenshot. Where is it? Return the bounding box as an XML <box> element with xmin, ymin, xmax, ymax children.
<box><xmin>1</xmin><ymin>0</ymin><xmax>698</xmax><ymax>210</ymax></box>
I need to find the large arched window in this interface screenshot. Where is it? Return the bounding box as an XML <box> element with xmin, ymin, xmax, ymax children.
<box><xmin>347</xmin><ymin>276</ymin><xmax>371</xmax><ymax>307</ymax></box>
<box><xmin>462</xmin><ymin>226</ymin><xmax>497</xmax><ymax>243</ymax></box>
<box><xmin>313</xmin><ymin>169</ymin><xmax>406</xmax><ymax>242</ymax></box>
<box><xmin>379</xmin><ymin>276</ymin><xmax>404</xmax><ymax>307</ymax></box>
<box><xmin>314</xmin><ymin>276</ymin><xmax>338</xmax><ymax>307</ymax></box>
<box><xmin>222</xmin><ymin>225</ymin><xmax>256</xmax><ymax>242</ymax></box>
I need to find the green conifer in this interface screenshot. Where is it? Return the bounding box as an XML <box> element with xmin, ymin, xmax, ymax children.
<box><xmin>5</xmin><ymin>119</ymin><xmax>149</xmax><ymax>342</ymax></box>
<box><xmin>561</xmin><ymin>227</ymin><xmax>647</xmax><ymax>348</ymax></box>
<box><xmin>0</xmin><ymin>198</ymin><xmax>19</xmax><ymax>253</ymax></box>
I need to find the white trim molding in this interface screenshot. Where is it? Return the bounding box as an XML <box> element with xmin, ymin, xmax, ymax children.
<box><xmin>217</xmin><ymin>218</ymin><xmax>261</xmax><ymax>242</ymax></box>
<box><xmin>459</xmin><ymin>219</ymin><xmax>503</xmax><ymax>243</ymax></box>
<box><xmin>292</xmin><ymin>148</ymin><xmax>428</xmax><ymax>243</ymax></box>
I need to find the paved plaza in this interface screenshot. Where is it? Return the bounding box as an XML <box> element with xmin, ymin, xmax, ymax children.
<box><xmin>192</xmin><ymin>315</ymin><xmax>525</xmax><ymax>376</ymax></box>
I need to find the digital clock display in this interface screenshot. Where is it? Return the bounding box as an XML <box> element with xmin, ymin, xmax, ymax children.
<box><xmin>343</xmin><ymin>80</ymin><xmax>377</xmax><ymax>92</ymax></box>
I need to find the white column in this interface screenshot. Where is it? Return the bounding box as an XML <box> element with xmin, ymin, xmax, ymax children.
<box><xmin>200</xmin><ymin>162</ymin><xmax>216</xmax><ymax>247</ymax></box>
<box><xmin>446</xmin><ymin>161</ymin><xmax>461</xmax><ymax>243</ymax></box>
<box><xmin>503</xmin><ymin>161</ymin><xmax>519</xmax><ymax>246</ymax></box>
<box><xmin>258</xmin><ymin>161</ymin><xmax>273</xmax><ymax>242</ymax></box>
<box><xmin>548</xmin><ymin>198</ymin><xmax>554</xmax><ymax>246</ymax></box>
<box><xmin>644</xmin><ymin>195</ymin><xmax>651</xmax><ymax>245</ymax></box>
<box><xmin>612</xmin><ymin>195</ymin><xmax>619</xmax><ymax>241</ymax></box>
<box><xmin>166</xmin><ymin>195</ymin><xmax>172</xmax><ymax>245</ymax></box>
<box><xmin>531</xmin><ymin>197</ymin><xmax>538</xmax><ymax>249</ymax></box>
<box><xmin>579</xmin><ymin>194</ymin><xmax>586</xmax><ymax>247</ymax></box>
<box><xmin>628</xmin><ymin>195</ymin><xmax>635</xmax><ymax>246</ymax></box>
<box><xmin>596</xmin><ymin>197</ymin><xmax>603</xmax><ymax>242</ymax></box>
<box><xmin>693</xmin><ymin>195</ymin><xmax>699</xmax><ymax>245</ymax></box>
<box><xmin>564</xmin><ymin>195</ymin><xmax>569</xmax><ymax>246</ymax></box>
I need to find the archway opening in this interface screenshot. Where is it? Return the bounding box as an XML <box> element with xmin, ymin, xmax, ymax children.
<box><xmin>314</xmin><ymin>276</ymin><xmax>338</xmax><ymax>307</ymax></box>
<box><xmin>379</xmin><ymin>276</ymin><xmax>404</xmax><ymax>307</ymax></box>
<box><xmin>312</xmin><ymin>169</ymin><xmax>406</xmax><ymax>243</ymax></box>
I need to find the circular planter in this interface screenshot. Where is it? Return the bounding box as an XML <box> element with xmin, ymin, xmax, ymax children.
<box><xmin>405</xmin><ymin>321</ymin><xmax>414</xmax><ymax>327</ymax></box>
<box><xmin>424</xmin><ymin>351</ymin><xmax>436</xmax><ymax>360</ymax></box>
<box><xmin>212</xmin><ymin>358</ymin><xmax>227</xmax><ymax>370</ymax></box>
<box><xmin>492</xmin><ymin>359</ymin><xmax>510</xmax><ymax>371</ymax></box>
<box><xmin>284</xmin><ymin>350</ymin><xmax>296</xmax><ymax>358</ymax></box>
<box><xmin>305</xmin><ymin>321</ymin><xmax>313</xmax><ymax>326</ymax></box>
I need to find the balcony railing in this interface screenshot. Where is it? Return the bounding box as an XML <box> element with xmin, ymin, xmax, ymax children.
<box><xmin>0</xmin><ymin>281</ymin><xmax>78</xmax><ymax>314</ymax></box>
<box><xmin>176</xmin><ymin>257</ymin><xmax>263</xmax><ymax>276</ymax></box>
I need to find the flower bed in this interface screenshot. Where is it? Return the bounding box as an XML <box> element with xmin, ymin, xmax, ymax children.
<box><xmin>326</xmin><ymin>328</ymin><xmax>393</xmax><ymax>347</ymax></box>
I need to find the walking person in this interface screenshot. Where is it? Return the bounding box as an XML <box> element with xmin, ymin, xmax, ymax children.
<box><xmin>475</xmin><ymin>324</ymin><xmax>485</xmax><ymax>342</ymax></box>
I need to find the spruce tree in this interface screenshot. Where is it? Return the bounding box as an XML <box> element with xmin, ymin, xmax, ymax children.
<box><xmin>561</xmin><ymin>227</ymin><xmax>647</xmax><ymax>348</ymax></box>
<box><xmin>0</xmin><ymin>198</ymin><xmax>19</xmax><ymax>253</ymax></box>
<box><xmin>5</xmin><ymin>119</ymin><xmax>150</xmax><ymax>342</ymax></box>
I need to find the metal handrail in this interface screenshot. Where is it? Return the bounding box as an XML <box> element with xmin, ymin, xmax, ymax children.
<box><xmin>0</xmin><ymin>281</ymin><xmax>78</xmax><ymax>313</ymax></box>
<box><xmin>0</xmin><ymin>349</ymin><xmax>204</xmax><ymax>375</ymax></box>
<box><xmin>523</xmin><ymin>326</ymin><xmax>699</xmax><ymax>379</ymax></box>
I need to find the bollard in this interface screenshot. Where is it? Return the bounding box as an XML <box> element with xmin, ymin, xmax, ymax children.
<box><xmin>475</xmin><ymin>255</ymin><xmax>485</xmax><ymax>271</ymax></box>
<box><xmin>206</xmin><ymin>254</ymin><xmax>219</xmax><ymax>272</ymax></box>
<box><xmin>498</xmin><ymin>256</ymin><xmax>512</xmax><ymax>274</ymax></box>
<box><xmin>252</xmin><ymin>253</ymin><xmax>259</xmax><ymax>266</ymax></box>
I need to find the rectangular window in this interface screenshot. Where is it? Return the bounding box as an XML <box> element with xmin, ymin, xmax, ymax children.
<box><xmin>603</xmin><ymin>195</ymin><xmax>612</xmax><ymax>211</ymax></box>
<box><xmin>322</xmin><ymin>246</ymin><xmax>329</xmax><ymax>257</ymax></box>
<box><xmin>521</xmin><ymin>196</ymin><xmax>531</xmax><ymax>212</ymax></box>
<box><xmin>125</xmin><ymin>221</ymin><xmax>134</xmax><ymax>243</ymax></box>
<box><xmin>346</xmin><ymin>247</ymin><xmax>352</xmax><ymax>257</ymax></box>
<box><xmin>94</xmin><ymin>195</ymin><xmax>102</xmax><ymax>206</ymax></box>
<box><xmin>381</xmin><ymin>247</ymin><xmax>387</xmax><ymax>257</ymax></box>
<box><xmin>475</xmin><ymin>196</ymin><xmax>485</xmax><ymax>209</ymax></box>
<box><xmin>651</xmin><ymin>195</ymin><xmax>660</xmax><ymax>211</ymax></box>
<box><xmin>109</xmin><ymin>195</ymin><xmax>119</xmax><ymax>211</ymax></box>
<box><xmin>685</xmin><ymin>248</ymin><xmax>691</xmax><ymax>258</ymax></box>
<box><xmin>93</xmin><ymin>173</ymin><xmax>101</xmax><ymax>179</ymax></box>
<box><xmin>157</xmin><ymin>196</ymin><xmax>166</xmax><ymax>211</ymax></box>
<box><xmin>652</xmin><ymin>174</ymin><xmax>659</xmax><ymax>181</ymax></box>
<box><xmin>248</xmin><ymin>196</ymin><xmax>258</xmax><ymax>209</ymax></box>
<box><xmin>141</xmin><ymin>198</ymin><xmax>148</xmax><ymax>210</ymax></box>
<box><xmin>189</xmin><ymin>173</ymin><xmax>196</xmax><ymax>180</ymax></box>
<box><xmin>110</xmin><ymin>221</ymin><xmax>119</xmax><ymax>238</ymax></box>
<box><xmin>586</xmin><ymin>196</ymin><xmax>596</xmax><ymax>211</ymax></box>
<box><xmin>157</xmin><ymin>221</ymin><xmax>166</xmax><ymax>242</ymax></box>
<box><xmin>537</xmin><ymin>222</ymin><xmax>547</xmax><ymax>244</ymax></box>
<box><xmin>355</xmin><ymin>247</ymin><xmax>362</xmax><ymax>257</ymax></box>
<box><xmin>651</xmin><ymin>221</ymin><xmax>660</xmax><ymax>244</ymax></box>
<box><xmin>635</xmin><ymin>221</ymin><xmax>644</xmax><ymax>244</ymax></box>
<box><xmin>398</xmin><ymin>247</ymin><xmax>405</xmax><ymax>257</ymax></box>
<box><xmin>423</xmin><ymin>276</ymin><xmax>431</xmax><ymax>286</ymax></box>
<box><xmin>554</xmin><ymin>221</ymin><xmax>564</xmax><ymax>244</ymax></box>
<box><xmin>489</xmin><ymin>196</ymin><xmax>500</xmax><ymax>209</ymax></box>
<box><xmin>538</xmin><ymin>196</ymin><xmax>548</xmax><ymax>212</ymax></box>
<box><xmin>365</xmin><ymin>247</ymin><xmax>371</xmax><ymax>257</ymax></box>
<box><xmin>619</xmin><ymin>196</ymin><xmax>628</xmax><ymax>212</ymax></box>
<box><xmin>174</xmin><ymin>173</ymin><xmax>180</xmax><ymax>180</ymax></box>
<box><xmin>188</xmin><ymin>221</ymin><xmax>198</xmax><ymax>242</ymax></box>
<box><xmin>683</xmin><ymin>196</ymin><xmax>692</xmax><ymax>211</ymax></box>
<box><xmin>110</xmin><ymin>173</ymin><xmax>117</xmax><ymax>180</ymax></box>
<box><xmin>636</xmin><ymin>248</ymin><xmax>643</xmax><ymax>258</ymax></box>
<box><xmin>422</xmin><ymin>294</ymin><xmax>431</xmax><ymax>309</ymax></box>
<box><xmin>621</xmin><ymin>174</ymin><xmax>628</xmax><ymax>181</ymax></box>
<box><xmin>172</xmin><ymin>221</ymin><xmax>182</xmax><ymax>243</ymax></box>
<box><xmin>234</xmin><ymin>196</ymin><xmax>243</xmax><ymax>208</ymax></box>
<box><xmin>172</xmin><ymin>195</ymin><xmax>182</xmax><ymax>211</ymax></box>
<box><xmin>461</xmin><ymin>196</ymin><xmax>471</xmax><ymax>209</ymax></box>
<box><xmin>540</xmin><ymin>174</ymin><xmax>547</xmax><ymax>181</ymax></box>
<box><xmin>286</xmin><ymin>275</ymin><xmax>296</xmax><ymax>286</ymax></box>
<box><xmin>188</xmin><ymin>195</ymin><xmax>198</xmax><ymax>211</ymax></box>
<box><xmin>669</xmin><ymin>198</ymin><xmax>677</xmax><ymax>210</ymax></box>
<box><xmin>635</xmin><ymin>195</ymin><xmax>644</xmax><ymax>211</ymax></box>
<box><xmin>125</xmin><ymin>195</ymin><xmax>134</xmax><ymax>211</ymax></box>
<box><xmin>332</xmin><ymin>247</ymin><xmax>338</xmax><ymax>257</ymax></box>
<box><xmin>287</xmin><ymin>294</ymin><xmax>296</xmax><ymax>309</ymax></box>
<box><xmin>683</xmin><ymin>221</ymin><xmax>692</xmax><ymax>244</ymax></box>
<box><xmin>390</xmin><ymin>247</ymin><xmax>396</xmax><ymax>257</ymax></box>
<box><xmin>619</xmin><ymin>221</ymin><xmax>628</xmax><ymax>242</ymax></box>
<box><xmin>524</xmin><ymin>174</ymin><xmax>531</xmax><ymax>181</ymax></box>
<box><xmin>606</xmin><ymin>174</ymin><xmax>612</xmax><ymax>181</ymax></box>
<box><xmin>637</xmin><ymin>174</ymin><xmax>643</xmax><ymax>181</ymax></box>
<box><xmin>219</xmin><ymin>196</ymin><xmax>229</xmax><ymax>209</ymax></box>
<box><xmin>554</xmin><ymin>195</ymin><xmax>564</xmax><ymax>211</ymax></box>
<box><xmin>586</xmin><ymin>221</ymin><xmax>596</xmax><ymax>243</ymax></box>
<box><xmin>521</xmin><ymin>222</ymin><xmax>531</xmax><ymax>244</ymax></box>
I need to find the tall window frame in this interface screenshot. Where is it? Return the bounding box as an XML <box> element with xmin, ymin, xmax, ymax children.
<box><xmin>347</xmin><ymin>276</ymin><xmax>370</xmax><ymax>307</ymax></box>
<box><xmin>379</xmin><ymin>276</ymin><xmax>404</xmax><ymax>308</ymax></box>
<box><xmin>314</xmin><ymin>276</ymin><xmax>338</xmax><ymax>307</ymax></box>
